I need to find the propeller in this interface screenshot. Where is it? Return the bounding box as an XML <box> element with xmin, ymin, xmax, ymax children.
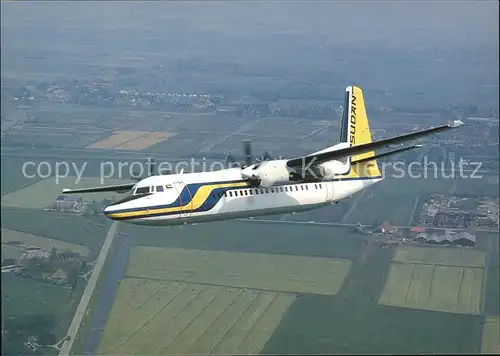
<box><xmin>243</xmin><ymin>139</ymin><xmax>252</xmax><ymax>167</ymax></box>
<box><xmin>224</xmin><ymin>139</ymin><xmax>273</xmax><ymax>169</ymax></box>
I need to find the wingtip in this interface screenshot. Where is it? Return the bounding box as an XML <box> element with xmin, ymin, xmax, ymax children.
<box><xmin>61</xmin><ymin>188</ymin><xmax>71</xmax><ymax>193</ymax></box>
<box><xmin>449</xmin><ymin>119</ymin><xmax>465</xmax><ymax>128</ymax></box>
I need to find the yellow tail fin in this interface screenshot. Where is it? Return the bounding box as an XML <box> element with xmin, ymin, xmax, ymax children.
<box><xmin>344</xmin><ymin>85</ymin><xmax>382</xmax><ymax>178</ymax></box>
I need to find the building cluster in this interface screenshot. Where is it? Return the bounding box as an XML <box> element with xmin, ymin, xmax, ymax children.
<box><xmin>418</xmin><ymin>194</ymin><xmax>499</xmax><ymax>228</ymax></box>
<box><xmin>356</xmin><ymin>221</ymin><xmax>477</xmax><ymax>248</ymax></box>
<box><xmin>411</xmin><ymin>228</ymin><xmax>476</xmax><ymax>247</ymax></box>
<box><xmin>1</xmin><ymin>243</ymin><xmax>83</xmax><ymax>286</ymax></box>
<box><xmin>45</xmin><ymin>195</ymin><xmax>86</xmax><ymax>213</ymax></box>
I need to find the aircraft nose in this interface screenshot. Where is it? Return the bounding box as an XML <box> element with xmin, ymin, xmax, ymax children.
<box><xmin>103</xmin><ymin>205</ymin><xmax>115</xmax><ymax>219</ymax></box>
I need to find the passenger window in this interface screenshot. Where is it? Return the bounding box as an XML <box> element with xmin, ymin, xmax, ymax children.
<box><xmin>270</xmin><ymin>188</ymin><xmax>274</xmax><ymax>193</ymax></box>
<box><xmin>156</xmin><ymin>185</ymin><xmax>164</xmax><ymax>192</ymax></box>
<box><xmin>305</xmin><ymin>185</ymin><xmax>308</xmax><ymax>190</ymax></box>
<box><xmin>284</xmin><ymin>187</ymin><xmax>288</xmax><ymax>192</ymax></box>
<box><xmin>295</xmin><ymin>186</ymin><xmax>298</xmax><ymax>191</ymax></box>
<box><xmin>165</xmin><ymin>184</ymin><xmax>172</xmax><ymax>189</ymax></box>
<box><xmin>229</xmin><ymin>191</ymin><xmax>232</xmax><ymax>197</ymax></box>
<box><xmin>319</xmin><ymin>184</ymin><xmax>322</xmax><ymax>189</ymax></box>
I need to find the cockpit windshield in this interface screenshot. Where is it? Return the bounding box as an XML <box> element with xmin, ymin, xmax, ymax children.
<box><xmin>133</xmin><ymin>184</ymin><xmax>174</xmax><ymax>195</ymax></box>
<box><xmin>134</xmin><ymin>186</ymin><xmax>151</xmax><ymax>195</ymax></box>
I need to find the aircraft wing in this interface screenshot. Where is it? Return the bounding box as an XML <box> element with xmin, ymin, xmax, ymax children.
<box><xmin>286</xmin><ymin>120</ymin><xmax>464</xmax><ymax>168</ymax></box>
<box><xmin>61</xmin><ymin>183</ymin><xmax>136</xmax><ymax>194</ymax></box>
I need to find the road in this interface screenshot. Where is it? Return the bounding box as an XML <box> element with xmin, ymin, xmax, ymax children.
<box><xmin>58</xmin><ymin>222</ymin><xmax>119</xmax><ymax>356</ymax></box>
<box><xmin>236</xmin><ymin>218</ymin><xmax>500</xmax><ymax>233</ymax></box>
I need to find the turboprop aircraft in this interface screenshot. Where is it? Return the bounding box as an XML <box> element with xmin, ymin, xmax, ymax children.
<box><xmin>61</xmin><ymin>85</ymin><xmax>465</xmax><ymax>226</ymax></box>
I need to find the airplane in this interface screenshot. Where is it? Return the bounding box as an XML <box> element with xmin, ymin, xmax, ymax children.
<box><xmin>61</xmin><ymin>85</ymin><xmax>465</xmax><ymax>226</ymax></box>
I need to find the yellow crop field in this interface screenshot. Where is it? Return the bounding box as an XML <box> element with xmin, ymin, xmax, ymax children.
<box><xmin>482</xmin><ymin>317</ymin><xmax>500</xmax><ymax>354</ymax></box>
<box><xmin>114</xmin><ymin>131</ymin><xmax>177</xmax><ymax>150</ymax></box>
<box><xmin>2</xmin><ymin>228</ymin><xmax>90</xmax><ymax>256</ymax></box>
<box><xmin>1</xmin><ymin>176</ymin><xmax>131</xmax><ymax>209</ymax></box>
<box><xmin>393</xmin><ymin>246</ymin><xmax>485</xmax><ymax>267</ymax></box>
<box><xmin>379</xmin><ymin>262</ymin><xmax>483</xmax><ymax>315</ymax></box>
<box><xmin>98</xmin><ymin>278</ymin><xmax>295</xmax><ymax>355</ymax></box>
<box><xmin>127</xmin><ymin>246</ymin><xmax>351</xmax><ymax>296</ymax></box>
<box><xmin>86</xmin><ymin>130</ymin><xmax>177</xmax><ymax>150</ymax></box>
<box><xmin>86</xmin><ymin>130</ymin><xmax>147</xmax><ymax>149</ymax></box>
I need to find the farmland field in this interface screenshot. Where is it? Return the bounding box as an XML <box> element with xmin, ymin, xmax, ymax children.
<box><xmin>98</xmin><ymin>278</ymin><xmax>295</xmax><ymax>355</ymax></box>
<box><xmin>393</xmin><ymin>246</ymin><xmax>486</xmax><ymax>267</ymax></box>
<box><xmin>379</xmin><ymin>263</ymin><xmax>483</xmax><ymax>315</ymax></box>
<box><xmin>128</xmin><ymin>246</ymin><xmax>351</xmax><ymax>295</ymax></box>
<box><xmin>123</xmin><ymin>221</ymin><xmax>364</xmax><ymax>260</ymax></box>
<box><xmin>455</xmin><ymin>175</ymin><xmax>500</xmax><ymax>198</ymax></box>
<box><xmin>2</xmin><ymin>228</ymin><xmax>90</xmax><ymax>256</ymax></box>
<box><xmin>264</xmin><ymin>246</ymin><xmax>482</xmax><ymax>354</ymax></box>
<box><xmin>1</xmin><ymin>243</ymin><xmax>24</xmax><ymax>260</ymax></box>
<box><xmin>1</xmin><ymin>176</ymin><xmax>131</xmax><ymax>209</ymax></box>
<box><xmin>482</xmin><ymin>317</ymin><xmax>500</xmax><ymax>354</ymax></box>
<box><xmin>86</xmin><ymin>130</ymin><xmax>177</xmax><ymax>150</ymax></box>
<box><xmin>1</xmin><ymin>209</ymin><xmax>110</xmax><ymax>251</ymax></box>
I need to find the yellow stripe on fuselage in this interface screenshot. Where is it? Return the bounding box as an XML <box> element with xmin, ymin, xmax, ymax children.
<box><xmin>107</xmin><ymin>181</ymin><xmax>248</xmax><ymax>219</ymax></box>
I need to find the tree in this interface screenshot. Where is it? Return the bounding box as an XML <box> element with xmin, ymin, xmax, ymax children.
<box><xmin>49</xmin><ymin>247</ymin><xmax>57</xmax><ymax>263</ymax></box>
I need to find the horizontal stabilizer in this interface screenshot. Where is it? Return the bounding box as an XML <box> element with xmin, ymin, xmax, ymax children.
<box><xmin>61</xmin><ymin>183</ymin><xmax>136</xmax><ymax>194</ymax></box>
<box><xmin>351</xmin><ymin>144</ymin><xmax>422</xmax><ymax>165</ymax></box>
<box><xmin>286</xmin><ymin>120</ymin><xmax>464</xmax><ymax>168</ymax></box>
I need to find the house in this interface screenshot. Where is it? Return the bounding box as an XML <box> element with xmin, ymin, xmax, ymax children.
<box><xmin>53</xmin><ymin>195</ymin><xmax>83</xmax><ymax>211</ymax></box>
<box><xmin>51</xmin><ymin>268</ymin><xmax>68</xmax><ymax>284</ymax></box>
<box><xmin>409</xmin><ymin>226</ymin><xmax>426</xmax><ymax>238</ymax></box>
<box><xmin>380</xmin><ymin>221</ymin><xmax>395</xmax><ymax>234</ymax></box>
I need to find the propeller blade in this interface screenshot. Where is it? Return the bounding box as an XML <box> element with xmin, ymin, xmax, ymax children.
<box><xmin>243</xmin><ymin>139</ymin><xmax>252</xmax><ymax>167</ymax></box>
<box><xmin>261</xmin><ymin>151</ymin><xmax>272</xmax><ymax>161</ymax></box>
<box><xmin>226</xmin><ymin>154</ymin><xmax>241</xmax><ymax>169</ymax></box>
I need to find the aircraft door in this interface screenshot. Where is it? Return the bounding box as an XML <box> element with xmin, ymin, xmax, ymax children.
<box><xmin>173</xmin><ymin>182</ymin><xmax>193</xmax><ymax>219</ymax></box>
<box><xmin>325</xmin><ymin>181</ymin><xmax>335</xmax><ymax>203</ymax></box>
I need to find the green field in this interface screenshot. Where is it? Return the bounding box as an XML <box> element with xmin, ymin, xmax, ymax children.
<box><xmin>123</xmin><ymin>221</ymin><xmax>364</xmax><ymax>260</ymax></box>
<box><xmin>1</xmin><ymin>176</ymin><xmax>131</xmax><ymax>209</ymax></box>
<box><xmin>128</xmin><ymin>246</ymin><xmax>351</xmax><ymax>295</ymax></box>
<box><xmin>1</xmin><ymin>273</ymin><xmax>83</xmax><ymax>337</ymax></box>
<box><xmin>2</xmin><ymin>228</ymin><xmax>90</xmax><ymax>256</ymax></box>
<box><xmin>98</xmin><ymin>278</ymin><xmax>294</xmax><ymax>355</ymax></box>
<box><xmin>379</xmin><ymin>263</ymin><xmax>483</xmax><ymax>315</ymax></box>
<box><xmin>1</xmin><ymin>243</ymin><xmax>25</xmax><ymax>260</ymax></box>
<box><xmin>264</xmin><ymin>246</ymin><xmax>482</xmax><ymax>354</ymax></box>
<box><xmin>482</xmin><ymin>317</ymin><xmax>500</xmax><ymax>354</ymax></box>
<box><xmin>1</xmin><ymin>209</ymin><xmax>110</xmax><ymax>252</ymax></box>
<box><xmin>344</xmin><ymin>176</ymin><xmax>452</xmax><ymax>226</ymax></box>
<box><xmin>393</xmin><ymin>246</ymin><xmax>486</xmax><ymax>267</ymax></box>
<box><xmin>455</xmin><ymin>175</ymin><xmax>499</xmax><ymax>198</ymax></box>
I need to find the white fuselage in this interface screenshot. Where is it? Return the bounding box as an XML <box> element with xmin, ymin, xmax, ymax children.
<box><xmin>103</xmin><ymin>168</ymin><xmax>382</xmax><ymax>226</ymax></box>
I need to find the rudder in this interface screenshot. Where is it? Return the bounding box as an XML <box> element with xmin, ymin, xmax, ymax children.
<box><xmin>344</xmin><ymin>86</ymin><xmax>381</xmax><ymax>178</ymax></box>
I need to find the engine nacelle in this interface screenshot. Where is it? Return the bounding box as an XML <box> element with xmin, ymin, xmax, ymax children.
<box><xmin>241</xmin><ymin>160</ymin><xmax>291</xmax><ymax>187</ymax></box>
<box><xmin>315</xmin><ymin>160</ymin><xmax>350</xmax><ymax>179</ymax></box>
